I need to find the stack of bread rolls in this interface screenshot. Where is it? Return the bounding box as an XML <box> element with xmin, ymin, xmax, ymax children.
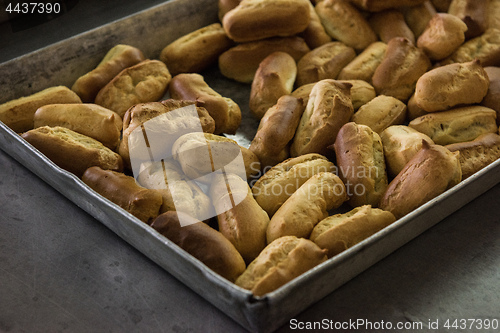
<box><xmin>2</xmin><ymin>0</ymin><xmax>500</xmax><ymax>296</ymax></box>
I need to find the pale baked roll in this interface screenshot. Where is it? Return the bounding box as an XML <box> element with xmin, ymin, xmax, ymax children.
<box><xmin>380</xmin><ymin>125</ymin><xmax>435</xmax><ymax>177</ymax></box>
<box><xmin>251</xmin><ymin>153</ymin><xmax>337</xmax><ymax>217</ymax></box>
<box><xmin>295</xmin><ymin>41</ymin><xmax>356</xmax><ymax>87</ymax></box>
<box><xmin>369</xmin><ymin>10</ymin><xmax>415</xmax><ymax>44</ymax></box>
<box><xmin>351</xmin><ymin>95</ymin><xmax>407</xmax><ymax>134</ymax></box>
<box><xmin>448</xmin><ymin>0</ymin><xmax>489</xmax><ymax>39</ymax></box>
<box><xmin>401</xmin><ymin>1</ymin><xmax>437</xmax><ymax>38</ymax></box>
<box><xmin>159</xmin><ymin>23</ymin><xmax>233</xmax><ymax>76</ymax></box>
<box><xmin>417</xmin><ymin>13</ymin><xmax>468</xmax><ymax>61</ymax></box>
<box><xmin>22</xmin><ymin>126</ymin><xmax>123</xmax><ymax>178</ymax></box>
<box><xmin>169</xmin><ymin>73</ymin><xmax>241</xmax><ymax>134</ymax></box>
<box><xmin>316</xmin><ymin>0</ymin><xmax>377</xmax><ymax>51</ymax></box>
<box><xmin>408</xmin><ymin>106</ymin><xmax>498</xmax><ymax>145</ymax></box>
<box><xmin>210</xmin><ymin>173</ymin><xmax>270</xmax><ymax>263</ymax></box>
<box><xmin>445</xmin><ymin>133</ymin><xmax>500</xmax><ymax>179</ymax></box>
<box><xmin>481</xmin><ymin>66</ymin><xmax>500</xmax><ymax>123</ymax></box>
<box><xmin>299</xmin><ymin>1</ymin><xmax>332</xmax><ymax>49</ymax></box>
<box><xmin>379</xmin><ymin>141</ymin><xmax>462</xmax><ymax>219</ymax></box>
<box><xmin>249</xmin><ymin>95</ymin><xmax>305</xmax><ymax>169</ymax></box>
<box><xmin>333</xmin><ymin>122</ymin><xmax>388</xmax><ymax>208</ymax></box>
<box><xmin>413</xmin><ymin>60</ymin><xmax>490</xmax><ymax>112</ymax></box>
<box><xmin>372</xmin><ymin>37</ymin><xmax>431</xmax><ymax>102</ymax></box>
<box><xmin>71</xmin><ymin>44</ymin><xmax>146</xmax><ymax>103</ymax></box>
<box><xmin>95</xmin><ymin>60</ymin><xmax>172</xmax><ymax>118</ymax></box>
<box><xmin>347</xmin><ymin>0</ymin><xmax>428</xmax><ymax>12</ymax></box>
<box><xmin>0</xmin><ymin>86</ymin><xmax>81</xmax><ymax>133</ymax></box>
<box><xmin>151</xmin><ymin>211</ymin><xmax>246</xmax><ymax>282</ymax></box>
<box><xmin>290</xmin><ymin>79</ymin><xmax>353</xmax><ymax>157</ymax></box>
<box><xmin>249</xmin><ymin>52</ymin><xmax>297</xmax><ymax>119</ymax></box>
<box><xmin>338</xmin><ymin>80</ymin><xmax>377</xmax><ymax>110</ymax></box>
<box><xmin>218</xmin><ymin>36</ymin><xmax>310</xmax><ymax>83</ymax></box>
<box><xmin>222</xmin><ymin>0</ymin><xmax>311</xmax><ymax>43</ymax></box>
<box><xmin>266</xmin><ymin>172</ymin><xmax>347</xmax><ymax>243</ymax></box>
<box><xmin>235</xmin><ymin>236</ymin><xmax>327</xmax><ymax>296</ymax></box>
<box><xmin>337</xmin><ymin>42</ymin><xmax>387</xmax><ymax>83</ymax></box>
<box><xmin>310</xmin><ymin>205</ymin><xmax>396</xmax><ymax>258</ymax></box>
<box><xmin>82</xmin><ymin>166</ymin><xmax>163</xmax><ymax>224</ymax></box>
<box><xmin>33</xmin><ymin>103</ymin><xmax>122</xmax><ymax>149</ymax></box>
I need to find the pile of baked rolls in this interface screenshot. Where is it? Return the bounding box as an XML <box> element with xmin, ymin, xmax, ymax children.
<box><xmin>1</xmin><ymin>0</ymin><xmax>500</xmax><ymax>296</ymax></box>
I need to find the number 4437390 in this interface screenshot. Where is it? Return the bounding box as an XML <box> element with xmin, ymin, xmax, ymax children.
<box><xmin>444</xmin><ymin>318</ymin><xmax>499</xmax><ymax>330</ymax></box>
<box><xmin>5</xmin><ymin>2</ymin><xmax>61</xmax><ymax>14</ymax></box>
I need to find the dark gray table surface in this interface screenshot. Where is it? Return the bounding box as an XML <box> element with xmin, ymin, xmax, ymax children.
<box><xmin>0</xmin><ymin>1</ymin><xmax>499</xmax><ymax>332</ymax></box>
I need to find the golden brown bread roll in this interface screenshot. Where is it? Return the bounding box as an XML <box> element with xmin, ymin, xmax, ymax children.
<box><xmin>445</xmin><ymin>133</ymin><xmax>500</xmax><ymax>179</ymax></box>
<box><xmin>310</xmin><ymin>205</ymin><xmax>396</xmax><ymax>258</ymax></box>
<box><xmin>333</xmin><ymin>122</ymin><xmax>388</xmax><ymax>208</ymax></box>
<box><xmin>251</xmin><ymin>153</ymin><xmax>337</xmax><ymax>217</ymax></box>
<box><xmin>337</xmin><ymin>42</ymin><xmax>388</xmax><ymax>83</ymax></box>
<box><xmin>218</xmin><ymin>36</ymin><xmax>310</xmax><ymax>83</ymax></box>
<box><xmin>33</xmin><ymin>103</ymin><xmax>122</xmax><ymax>149</ymax></box>
<box><xmin>222</xmin><ymin>0</ymin><xmax>311</xmax><ymax>43</ymax></box>
<box><xmin>218</xmin><ymin>0</ymin><xmax>241</xmax><ymax>21</ymax></box>
<box><xmin>369</xmin><ymin>10</ymin><xmax>415</xmax><ymax>44</ymax></box>
<box><xmin>150</xmin><ymin>211</ymin><xmax>246</xmax><ymax>282</ymax></box>
<box><xmin>249</xmin><ymin>95</ymin><xmax>305</xmax><ymax>169</ymax></box>
<box><xmin>416</xmin><ymin>13</ymin><xmax>468</xmax><ymax>61</ymax></box>
<box><xmin>210</xmin><ymin>173</ymin><xmax>269</xmax><ymax>263</ymax></box>
<box><xmin>448</xmin><ymin>0</ymin><xmax>489</xmax><ymax>39</ymax></box>
<box><xmin>169</xmin><ymin>73</ymin><xmax>241</xmax><ymax>134</ymax></box>
<box><xmin>249</xmin><ymin>52</ymin><xmax>297</xmax><ymax>119</ymax></box>
<box><xmin>401</xmin><ymin>1</ymin><xmax>437</xmax><ymax>38</ymax></box>
<box><xmin>414</xmin><ymin>60</ymin><xmax>490</xmax><ymax>112</ymax></box>
<box><xmin>290</xmin><ymin>79</ymin><xmax>354</xmax><ymax>157</ymax></box>
<box><xmin>235</xmin><ymin>236</ymin><xmax>327</xmax><ymax>296</ymax></box>
<box><xmin>406</xmin><ymin>94</ymin><xmax>428</xmax><ymax>121</ymax></box>
<box><xmin>348</xmin><ymin>0</ymin><xmax>428</xmax><ymax>12</ymax></box>
<box><xmin>380</xmin><ymin>125</ymin><xmax>435</xmax><ymax>177</ymax></box>
<box><xmin>379</xmin><ymin>141</ymin><xmax>462</xmax><ymax>219</ymax></box>
<box><xmin>95</xmin><ymin>60</ymin><xmax>172</xmax><ymax>118</ymax></box>
<box><xmin>372</xmin><ymin>37</ymin><xmax>431</xmax><ymax>102</ymax></box>
<box><xmin>22</xmin><ymin>126</ymin><xmax>123</xmax><ymax>178</ymax></box>
<box><xmin>0</xmin><ymin>86</ymin><xmax>82</xmax><ymax>133</ymax></box>
<box><xmin>295</xmin><ymin>41</ymin><xmax>356</xmax><ymax>87</ymax></box>
<box><xmin>409</xmin><ymin>106</ymin><xmax>498</xmax><ymax>145</ymax></box>
<box><xmin>351</xmin><ymin>95</ymin><xmax>407</xmax><ymax>134</ymax></box>
<box><xmin>159</xmin><ymin>23</ymin><xmax>233</xmax><ymax>76</ymax></box>
<box><xmin>316</xmin><ymin>0</ymin><xmax>377</xmax><ymax>51</ymax></box>
<box><xmin>481</xmin><ymin>66</ymin><xmax>500</xmax><ymax>122</ymax></box>
<box><xmin>266</xmin><ymin>172</ymin><xmax>347</xmax><ymax>243</ymax></box>
<box><xmin>71</xmin><ymin>44</ymin><xmax>146</xmax><ymax>103</ymax></box>
<box><xmin>82</xmin><ymin>166</ymin><xmax>163</xmax><ymax>223</ymax></box>
<box><xmin>299</xmin><ymin>1</ymin><xmax>332</xmax><ymax>49</ymax></box>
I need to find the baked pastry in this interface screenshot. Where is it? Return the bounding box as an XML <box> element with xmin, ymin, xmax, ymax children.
<box><xmin>95</xmin><ymin>60</ymin><xmax>172</xmax><ymax>118</ymax></box>
<box><xmin>369</xmin><ymin>10</ymin><xmax>415</xmax><ymax>44</ymax></box>
<box><xmin>409</xmin><ymin>106</ymin><xmax>498</xmax><ymax>145</ymax></box>
<box><xmin>400</xmin><ymin>1</ymin><xmax>437</xmax><ymax>38</ymax></box>
<box><xmin>333</xmin><ymin>122</ymin><xmax>388</xmax><ymax>207</ymax></box>
<box><xmin>299</xmin><ymin>1</ymin><xmax>332</xmax><ymax>49</ymax></box>
<box><xmin>71</xmin><ymin>44</ymin><xmax>145</xmax><ymax>102</ymax></box>
<box><xmin>151</xmin><ymin>211</ymin><xmax>246</xmax><ymax>282</ymax></box>
<box><xmin>159</xmin><ymin>23</ymin><xmax>233</xmax><ymax>76</ymax></box>
<box><xmin>218</xmin><ymin>0</ymin><xmax>241</xmax><ymax>21</ymax></box>
<box><xmin>347</xmin><ymin>0</ymin><xmax>428</xmax><ymax>12</ymax></box>
<box><xmin>445</xmin><ymin>133</ymin><xmax>500</xmax><ymax>179</ymax></box>
<box><xmin>351</xmin><ymin>95</ymin><xmax>407</xmax><ymax>134</ymax></box>
<box><xmin>82</xmin><ymin>166</ymin><xmax>163</xmax><ymax>223</ymax></box>
<box><xmin>249</xmin><ymin>52</ymin><xmax>297</xmax><ymax>119</ymax></box>
<box><xmin>251</xmin><ymin>153</ymin><xmax>337</xmax><ymax>217</ymax></box>
<box><xmin>379</xmin><ymin>141</ymin><xmax>462</xmax><ymax>219</ymax></box>
<box><xmin>380</xmin><ymin>125</ymin><xmax>435</xmax><ymax>177</ymax></box>
<box><xmin>489</xmin><ymin>0</ymin><xmax>500</xmax><ymax>30</ymax></box>
<box><xmin>413</xmin><ymin>60</ymin><xmax>490</xmax><ymax>112</ymax></box>
<box><xmin>266</xmin><ymin>172</ymin><xmax>347</xmax><ymax>243</ymax></box>
<box><xmin>33</xmin><ymin>103</ymin><xmax>122</xmax><ymax>149</ymax></box>
<box><xmin>337</xmin><ymin>42</ymin><xmax>387</xmax><ymax>83</ymax></box>
<box><xmin>406</xmin><ymin>94</ymin><xmax>428</xmax><ymax>121</ymax></box>
<box><xmin>372</xmin><ymin>37</ymin><xmax>431</xmax><ymax>102</ymax></box>
<box><xmin>290</xmin><ymin>79</ymin><xmax>353</xmax><ymax>157</ymax></box>
<box><xmin>0</xmin><ymin>86</ymin><xmax>81</xmax><ymax>133</ymax></box>
<box><xmin>222</xmin><ymin>0</ymin><xmax>311</xmax><ymax>43</ymax></box>
<box><xmin>218</xmin><ymin>36</ymin><xmax>310</xmax><ymax>83</ymax></box>
<box><xmin>481</xmin><ymin>66</ymin><xmax>500</xmax><ymax>122</ymax></box>
<box><xmin>249</xmin><ymin>95</ymin><xmax>305</xmax><ymax>169</ymax></box>
<box><xmin>448</xmin><ymin>0</ymin><xmax>489</xmax><ymax>39</ymax></box>
<box><xmin>316</xmin><ymin>0</ymin><xmax>377</xmax><ymax>51</ymax></box>
<box><xmin>310</xmin><ymin>205</ymin><xmax>396</xmax><ymax>258</ymax></box>
<box><xmin>416</xmin><ymin>13</ymin><xmax>468</xmax><ymax>61</ymax></box>
<box><xmin>22</xmin><ymin>126</ymin><xmax>123</xmax><ymax>178</ymax></box>
<box><xmin>235</xmin><ymin>236</ymin><xmax>327</xmax><ymax>296</ymax></box>
<box><xmin>210</xmin><ymin>173</ymin><xmax>270</xmax><ymax>263</ymax></box>
<box><xmin>169</xmin><ymin>73</ymin><xmax>241</xmax><ymax>134</ymax></box>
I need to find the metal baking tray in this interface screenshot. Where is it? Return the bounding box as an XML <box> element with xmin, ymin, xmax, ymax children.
<box><xmin>1</xmin><ymin>0</ymin><xmax>500</xmax><ymax>332</ymax></box>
